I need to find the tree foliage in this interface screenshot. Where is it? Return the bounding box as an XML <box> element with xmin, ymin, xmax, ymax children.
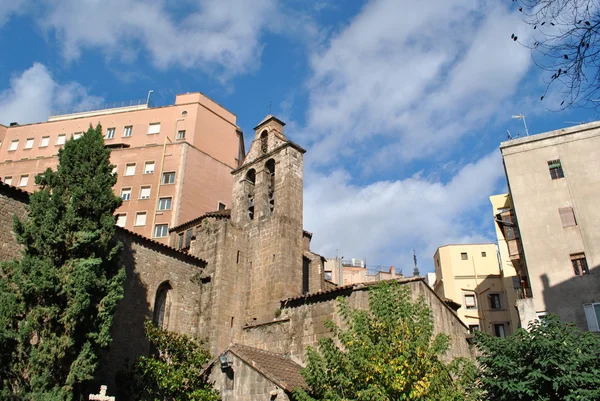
<box><xmin>293</xmin><ymin>281</ymin><xmax>477</xmax><ymax>401</ymax></box>
<box><xmin>117</xmin><ymin>321</ymin><xmax>220</xmax><ymax>401</ymax></box>
<box><xmin>475</xmin><ymin>314</ymin><xmax>600</xmax><ymax>400</ymax></box>
<box><xmin>512</xmin><ymin>0</ymin><xmax>600</xmax><ymax>109</ymax></box>
<box><xmin>0</xmin><ymin>125</ymin><xmax>125</xmax><ymax>400</ymax></box>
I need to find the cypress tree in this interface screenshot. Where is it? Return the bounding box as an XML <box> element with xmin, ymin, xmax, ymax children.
<box><xmin>0</xmin><ymin>124</ymin><xmax>125</xmax><ymax>400</ymax></box>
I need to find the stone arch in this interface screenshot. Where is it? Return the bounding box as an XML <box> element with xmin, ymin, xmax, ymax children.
<box><xmin>153</xmin><ymin>281</ymin><xmax>173</xmax><ymax>330</ymax></box>
<box><xmin>246</xmin><ymin>168</ymin><xmax>256</xmax><ymax>220</ymax></box>
<box><xmin>265</xmin><ymin>158</ymin><xmax>275</xmax><ymax>213</ymax></box>
<box><xmin>260</xmin><ymin>130</ymin><xmax>268</xmax><ymax>153</ymax></box>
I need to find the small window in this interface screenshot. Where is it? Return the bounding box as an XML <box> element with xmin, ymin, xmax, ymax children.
<box><xmin>111</xmin><ymin>166</ymin><xmax>117</xmax><ymax>175</ymax></box>
<box><xmin>571</xmin><ymin>253</ymin><xmax>589</xmax><ymax>275</ymax></box>
<box><xmin>481</xmin><ymin>251</ymin><xmax>487</xmax><ymax>257</ymax></box>
<box><xmin>105</xmin><ymin>128</ymin><xmax>115</xmax><ymax>139</ymax></box>
<box><xmin>489</xmin><ymin>293</ymin><xmax>503</xmax><ymax>310</ymax></box>
<box><xmin>465</xmin><ymin>294</ymin><xmax>477</xmax><ymax>309</ymax></box>
<box><xmin>120</xmin><ymin>188</ymin><xmax>131</xmax><ymax>201</ymax></box>
<box><xmin>162</xmin><ymin>171</ymin><xmax>175</xmax><ymax>184</ymax></box>
<box><xmin>134</xmin><ymin>212</ymin><xmax>147</xmax><ymax>226</ymax></box>
<box><xmin>176</xmin><ymin>130</ymin><xmax>186</xmax><ymax>140</ymax></box>
<box><xmin>24</xmin><ymin>138</ymin><xmax>34</xmax><ymax>149</ymax></box>
<box><xmin>123</xmin><ymin>126</ymin><xmax>133</xmax><ymax>137</ymax></box>
<box><xmin>148</xmin><ymin>123</ymin><xmax>161</xmax><ymax>135</ymax></box>
<box><xmin>144</xmin><ymin>161</ymin><xmax>155</xmax><ymax>174</ymax></box>
<box><xmin>548</xmin><ymin>159</ymin><xmax>564</xmax><ymax>180</ymax></box>
<box><xmin>139</xmin><ymin>186</ymin><xmax>151</xmax><ymax>199</ymax></box>
<box><xmin>40</xmin><ymin>136</ymin><xmax>50</xmax><ymax>147</ymax></box>
<box><xmin>493</xmin><ymin>323</ymin><xmax>507</xmax><ymax>338</ymax></box>
<box><xmin>73</xmin><ymin>132</ymin><xmax>83</xmax><ymax>140</ymax></box>
<box><xmin>154</xmin><ymin>224</ymin><xmax>168</xmax><ymax>238</ymax></box>
<box><xmin>324</xmin><ymin>271</ymin><xmax>333</xmax><ymax>281</ymax></box>
<box><xmin>218</xmin><ymin>202</ymin><xmax>226</xmax><ymax>211</ymax></box>
<box><xmin>116</xmin><ymin>214</ymin><xmax>127</xmax><ymax>227</ymax></box>
<box><xmin>4</xmin><ymin>176</ymin><xmax>13</xmax><ymax>185</ymax></box>
<box><xmin>18</xmin><ymin>175</ymin><xmax>29</xmax><ymax>187</ymax></box>
<box><xmin>468</xmin><ymin>324</ymin><xmax>480</xmax><ymax>334</ymax></box>
<box><xmin>583</xmin><ymin>303</ymin><xmax>600</xmax><ymax>332</ymax></box>
<box><xmin>461</xmin><ymin>252</ymin><xmax>468</xmax><ymax>260</ymax></box>
<box><xmin>158</xmin><ymin>197</ymin><xmax>172</xmax><ymax>210</ymax></box>
<box><xmin>56</xmin><ymin>134</ymin><xmax>66</xmax><ymax>145</ymax></box>
<box><xmin>559</xmin><ymin>207</ymin><xmax>577</xmax><ymax>227</ymax></box>
<box><xmin>177</xmin><ymin>233</ymin><xmax>184</xmax><ymax>249</ymax></box>
<box><xmin>124</xmin><ymin>163</ymin><xmax>136</xmax><ymax>176</ymax></box>
<box><xmin>185</xmin><ymin>229</ymin><xmax>193</xmax><ymax>248</ymax></box>
<box><xmin>9</xmin><ymin>140</ymin><xmax>18</xmax><ymax>151</ymax></box>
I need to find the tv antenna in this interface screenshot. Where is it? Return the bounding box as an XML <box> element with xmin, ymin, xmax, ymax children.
<box><xmin>511</xmin><ymin>113</ymin><xmax>529</xmax><ymax>136</ymax></box>
<box><xmin>506</xmin><ymin>130</ymin><xmax>512</xmax><ymax>139</ymax></box>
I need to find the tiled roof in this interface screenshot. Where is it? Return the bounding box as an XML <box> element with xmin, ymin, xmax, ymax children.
<box><xmin>0</xmin><ymin>180</ymin><xmax>32</xmax><ymax>202</ymax></box>
<box><xmin>169</xmin><ymin>209</ymin><xmax>231</xmax><ymax>233</ymax></box>
<box><xmin>228</xmin><ymin>344</ymin><xmax>307</xmax><ymax>392</ymax></box>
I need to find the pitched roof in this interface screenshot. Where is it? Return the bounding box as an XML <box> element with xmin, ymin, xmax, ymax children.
<box><xmin>228</xmin><ymin>344</ymin><xmax>308</xmax><ymax>392</ymax></box>
<box><xmin>169</xmin><ymin>209</ymin><xmax>231</xmax><ymax>233</ymax></box>
<box><xmin>253</xmin><ymin>114</ymin><xmax>286</xmax><ymax>130</ymax></box>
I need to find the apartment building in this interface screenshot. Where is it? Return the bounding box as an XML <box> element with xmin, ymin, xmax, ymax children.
<box><xmin>433</xmin><ymin>244</ymin><xmax>518</xmax><ymax>336</ymax></box>
<box><xmin>323</xmin><ymin>257</ymin><xmax>403</xmax><ymax>285</ymax></box>
<box><xmin>0</xmin><ymin>92</ymin><xmax>244</xmax><ymax>243</ymax></box>
<box><xmin>495</xmin><ymin>121</ymin><xmax>600</xmax><ymax>331</ymax></box>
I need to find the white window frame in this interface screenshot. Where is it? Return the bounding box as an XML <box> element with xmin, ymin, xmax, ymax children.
<box><xmin>56</xmin><ymin>134</ymin><xmax>66</xmax><ymax>145</ymax></box>
<box><xmin>148</xmin><ymin>123</ymin><xmax>161</xmax><ymax>135</ymax></box>
<box><xmin>116</xmin><ymin>214</ymin><xmax>127</xmax><ymax>227</ymax></box>
<box><xmin>24</xmin><ymin>138</ymin><xmax>34</xmax><ymax>149</ymax></box>
<box><xmin>176</xmin><ymin>130</ymin><xmax>186</xmax><ymax>140</ymax></box>
<box><xmin>162</xmin><ymin>171</ymin><xmax>175</xmax><ymax>184</ymax></box>
<box><xmin>139</xmin><ymin>186</ymin><xmax>151</xmax><ymax>200</ymax></box>
<box><xmin>105</xmin><ymin>127</ymin><xmax>116</xmax><ymax>139</ymax></box>
<box><xmin>124</xmin><ymin>163</ymin><xmax>136</xmax><ymax>176</ymax></box>
<box><xmin>73</xmin><ymin>132</ymin><xmax>83</xmax><ymax>140</ymax></box>
<box><xmin>584</xmin><ymin>303</ymin><xmax>600</xmax><ymax>332</ymax></box>
<box><xmin>134</xmin><ymin>212</ymin><xmax>147</xmax><ymax>226</ymax></box>
<box><xmin>4</xmin><ymin>176</ymin><xmax>13</xmax><ymax>185</ymax></box>
<box><xmin>9</xmin><ymin>140</ymin><xmax>18</xmax><ymax>151</ymax></box>
<box><xmin>120</xmin><ymin>187</ymin><xmax>132</xmax><ymax>201</ymax></box>
<box><xmin>154</xmin><ymin>224</ymin><xmax>169</xmax><ymax>238</ymax></box>
<box><xmin>18</xmin><ymin>175</ymin><xmax>29</xmax><ymax>187</ymax></box>
<box><xmin>123</xmin><ymin>126</ymin><xmax>133</xmax><ymax>137</ymax></box>
<box><xmin>40</xmin><ymin>136</ymin><xmax>50</xmax><ymax>147</ymax></box>
<box><xmin>158</xmin><ymin>197</ymin><xmax>172</xmax><ymax>210</ymax></box>
<box><xmin>144</xmin><ymin>161</ymin><xmax>155</xmax><ymax>174</ymax></box>
<box><xmin>464</xmin><ymin>293</ymin><xmax>477</xmax><ymax>310</ymax></box>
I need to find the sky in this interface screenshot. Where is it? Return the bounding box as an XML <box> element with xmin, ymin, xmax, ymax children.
<box><xmin>0</xmin><ymin>0</ymin><xmax>596</xmax><ymax>275</ymax></box>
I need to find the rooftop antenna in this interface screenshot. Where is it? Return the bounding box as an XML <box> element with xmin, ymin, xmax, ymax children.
<box><xmin>511</xmin><ymin>113</ymin><xmax>529</xmax><ymax>136</ymax></box>
<box><xmin>413</xmin><ymin>249</ymin><xmax>420</xmax><ymax>277</ymax></box>
<box><xmin>506</xmin><ymin>130</ymin><xmax>512</xmax><ymax>139</ymax></box>
<box><xmin>146</xmin><ymin>90</ymin><xmax>154</xmax><ymax>107</ymax></box>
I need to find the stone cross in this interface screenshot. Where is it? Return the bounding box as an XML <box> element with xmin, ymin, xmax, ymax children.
<box><xmin>89</xmin><ymin>385</ymin><xmax>115</xmax><ymax>401</ymax></box>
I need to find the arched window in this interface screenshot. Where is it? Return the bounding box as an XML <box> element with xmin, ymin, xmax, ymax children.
<box><xmin>260</xmin><ymin>130</ymin><xmax>268</xmax><ymax>153</ymax></box>
<box><xmin>245</xmin><ymin>169</ymin><xmax>256</xmax><ymax>185</ymax></box>
<box><xmin>265</xmin><ymin>159</ymin><xmax>275</xmax><ymax>213</ymax></box>
<box><xmin>153</xmin><ymin>282</ymin><xmax>172</xmax><ymax>329</ymax></box>
<box><xmin>246</xmin><ymin>169</ymin><xmax>256</xmax><ymax>220</ymax></box>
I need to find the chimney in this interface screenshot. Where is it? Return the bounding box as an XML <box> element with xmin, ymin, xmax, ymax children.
<box><xmin>9</xmin><ymin>122</ymin><xmax>18</xmax><ymax>127</ymax></box>
<box><xmin>389</xmin><ymin>266</ymin><xmax>395</xmax><ymax>276</ymax></box>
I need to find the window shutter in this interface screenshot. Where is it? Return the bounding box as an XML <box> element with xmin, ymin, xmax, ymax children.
<box><xmin>116</xmin><ymin>214</ymin><xmax>127</xmax><ymax>227</ymax></box>
<box><xmin>584</xmin><ymin>304</ymin><xmax>599</xmax><ymax>331</ymax></box>
<box><xmin>148</xmin><ymin>123</ymin><xmax>161</xmax><ymax>134</ymax></box>
<box><xmin>125</xmin><ymin>164</ymin><xmax>136</xmax><ymax>176</ymax></box>
<box><xmin>559</xmin><ymin>207</ymin><xmax>577</xmax><ymax>227</ymax></box>
<box><xmin>140</xmin><ymin>187</ymin><xmax>151</xmax><ymax>199</ymax></box>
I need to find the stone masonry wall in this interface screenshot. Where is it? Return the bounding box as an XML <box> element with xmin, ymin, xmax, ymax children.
<box><xmin>0</xmin><ymin>184</ymin><xmax>28</xmax><ymax>260</ymax></box>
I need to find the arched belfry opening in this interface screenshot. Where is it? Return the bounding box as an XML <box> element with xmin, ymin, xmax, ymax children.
<box><xmin>153</xmin><ymin>282</ymin><xmax>172</xmax><ymax>330</ymax></box>
<box><xmin>265</xmin><ymin>159</ymin><xmax>275</xmax><ymax>213</ymax></box>
<box><xmin>246</xmin><ymin>168</ymin><xmax>256</xmax><ymax>220</ymax></box>
<box><xmin>260</xmin><ymin>130</ymin><xmax>268</xmax><ymax>153</ymax></box>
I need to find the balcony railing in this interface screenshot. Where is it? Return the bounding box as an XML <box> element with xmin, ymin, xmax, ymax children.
<box><xmin>50</xmin><ymin>99</ymin><xmax>152</xmax><ymax>117</ymax></box>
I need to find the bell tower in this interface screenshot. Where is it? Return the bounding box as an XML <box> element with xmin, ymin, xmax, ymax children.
<box><xmin>231</xmin><ymin>115</ymin><xmax>306</xmax><ymax>321</ymax></box>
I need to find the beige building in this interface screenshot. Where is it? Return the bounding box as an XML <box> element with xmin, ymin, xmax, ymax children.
<box><xmin>323</xmin><ymin>257</ymin><xmax>403</xmax><ymax>285</ymax></box>
<box><xmin>433</xmin><ymin>244</ymin><xmax>518</xmax><ymax>336</ymax></box>
<box><xmin>496</xmin><ymin>121</ymin><xmax>600</xmax><ymax>331</ymax></box>
<box><xmin>0</xmin><ymin>92</ymin><xmax>244</xmax><ymax>243</ymax></box>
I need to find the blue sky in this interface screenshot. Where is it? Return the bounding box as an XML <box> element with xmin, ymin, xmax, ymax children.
<box><xmin>0</xmin><ymin>0</ymin><xmax>596</xmax><ymax>274</ymax></box>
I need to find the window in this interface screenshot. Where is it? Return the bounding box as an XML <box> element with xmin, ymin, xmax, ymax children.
<box><xmin>73</xmin><ymin>132</ymin><xmax>83</xmax><ymax>140</ymax></box>
<box><xmin>571</xmin><ymin>253</ymin><xmax>589</xmax><ymax>275</ymax></box>
<box><xmin>162</xmin><ymin>171</ymin><xmax>175</xmax><ymax>184</ymax></box>
<box><xmin>148</xmin><ymin>123</ymin><xmax>161</xmax><ymax>135</ymax></box>
<box><xmin>124</xmin><ymin>163</ymin><xmax>136</xmax><ymax>176</ymax></box>
<box><xmin>56</xmin><ymin>134</ymin><xmax>66</xmax><ymax>145</ymax></box>
<box><xmin>489</xmin><ymin>293</ymin><xmax>503</xmax><ymax>310</ymax></box>
<box><xmin>176</xmin><ymin>130</ymin><xmax>186</xmax><ymax>140</ymax></box>
<box><xmin>18</xmin><ymin>175</ymin><xmax>29</xmax><ymax>187</ymax></box>
<box><xmin>144</xmin><ymin>161</ymin><xmax>155</xmax><ymax>174</ymax></box>
<box><xmin>559</xmin><ymin>207</ymin><xmax>577</xmax><ymax>227</ymax></box>
<box><xmin>465</xmin><ymin>294</ymin><xmax>477</xmax><ymax>309</ymax></box>
<box><xmin>111</xmin><ymin>166</ymin><xmax>117</xmax><ymax>175</ymax></box>
<box><xmin>584</xmin><ymin>303</ymin><xmax>600</xmax><ymax>332</ymax></box>
<box><xmin>134</xmin><ymin>212</ymin><xmax>147</xmax><ymax>226</ymax></box>
<box><xmin>139</xmin><ymin>186</ymin><xmax>151</xmax><ymax>199</ymax></box>
<box><xmin>158</xmin><ymin>197</ymin><xmax>172</xmax><ymax>210</ymax></box>
<box><xmin>123</xmin><ymin>126</ymin><xmax>132</xmax><ymax>137</ymax></box>
<box><xmin>154</xmin><ymin>224</ymin><xmax>168</xmax><ymax>238</ymax></box>
<box><xmin>481</xmin><ymin>251</ymin><xmax>487</xmax><ymax>257</ymax></box>
<box><xmin>218</xmin><ymin>202</ymin><xmax>226</xmax><ymax>211</ymax></box>
<box><xmin>185</xmin><ymin>229</ymin><xmax>193</xmax><ymax>248</ymax></box>
<box><xmin>105</xmin><ymin>128</ymin><xmax>115</xmax><ymax>139</ymax></box>
<box><xmin>468</xmin><ymin>325</ymin><xmax>480</xmax><ymax>334</ymax></box>
<box><xmin>548</xmin><ymin>159</ymin><xmax>564</xmax><ymax>179</ymax></box>
<box><xmin>178</xmin><ymin>233</ymin><xmax>184</xmax><ymax>249</ymax></box>
<box><xmin>9</xmin><ymin>140</ymin><xmax>18</xmax><ymax>151</ymax></box>
<box><xmin>24</xmin><ymin>138</ymin><xmax>34</xmax><ymax>149</ymax></box>
<box><xmin>461</xmin><ymin>252</ymin><xmax>468</xmax><ymax>260</ymax></box>
<box><xmin>324</xmin><ymin>271</ymin><xmax>333</xmax><ymax>281</ymax></box>
<box><xmin>116</xmin><ymin>214</ymin><xmax>127</xmax><ymax>227</ymax></box>
<box><xmin>40</xmin><ymin>136</ymin><xmax>50</xmax><ymax>147</ymax></box>
<box><xmin>120</xmin><ymin>188</ymin><xmax>131</xmax><ymax>201</ymax></box>
<box><xmin>153</xmin><ymin>282</ymin><xmax>172</xmax><ymax>329</ymax></box>
<box><xmin>493</xmin><ymin>323</ymin><xmax>507</xmax><ymax>338</ymax></box>
<box><xmin>4</xmin><ymin>176</ymin><xmax>13</xmax><ymax>185</ymax></box>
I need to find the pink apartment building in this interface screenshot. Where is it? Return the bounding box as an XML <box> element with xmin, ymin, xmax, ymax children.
<box><xmin>0</xmin><ymin>92</ymin><xmax>244</xmax><ymax>243</ymax></box>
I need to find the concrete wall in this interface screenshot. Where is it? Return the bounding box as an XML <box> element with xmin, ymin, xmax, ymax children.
<box><xmin>501</xmin><ymin>122</ymin><xmax>600</xmax><ymax>330</ymax></box>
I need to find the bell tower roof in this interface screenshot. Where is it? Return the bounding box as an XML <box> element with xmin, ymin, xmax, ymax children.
<box><xmin>254</xmin><ymin>115</ymin><xmax>286</xmax><ymax>131</ymax></box>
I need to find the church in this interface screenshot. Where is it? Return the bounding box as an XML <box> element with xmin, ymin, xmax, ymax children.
<box><xmin>0</xmin><ymin>115</ymin><xmax>472</xmax><ymax>400</ymax></box>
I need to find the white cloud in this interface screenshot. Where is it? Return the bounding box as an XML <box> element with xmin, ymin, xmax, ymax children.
<box><xmin>0</xmin><ymin>0</ymin><xmax>29</xmax><ymax>26</ymax></box>
<box><xmin>304</xmin><ymin>150</ymin><xmax>505</xmax><ymax>273</ymax></box>
<box><xmin>0</xmin><ymin>63</ymin><xmax>102</xmax><ymax>125</ymax></box>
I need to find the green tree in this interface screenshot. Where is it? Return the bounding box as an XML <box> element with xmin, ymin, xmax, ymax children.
<box><xmin>117</xmin><ymin>321</ymin><xmax>220</xmax><ymax>401</ymax></box>
<box><xmin>293</xmin><ymin>281</ymin><xmax>477</xmax><ymax>401</ymax></box>
<box><xmin>0</xmin><ymin>125</ymin><xmax>125</xmax><ymax>400</ymax></box>
<box><xmin>475</xmin><ymin>314</ymin><xmax>600</xmax><ymax>401</ymax></box>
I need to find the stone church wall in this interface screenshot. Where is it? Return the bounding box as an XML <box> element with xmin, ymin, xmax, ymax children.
<box><xmin>0</xmin><ymin>183</ymin><xmax>28</xmax><ymax>260</ymax></box>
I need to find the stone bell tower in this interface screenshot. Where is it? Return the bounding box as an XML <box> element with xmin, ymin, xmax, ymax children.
<box><xmin>231</xmin><ymin>115</ymin><xmax>306</xmax><ymax>321</ymax></box>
